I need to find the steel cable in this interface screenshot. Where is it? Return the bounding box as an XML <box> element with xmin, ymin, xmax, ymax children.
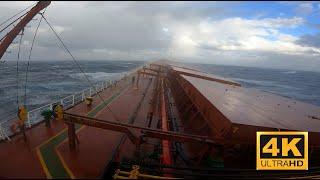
<box><xmin>24</xmin><ymin>9</ymin><xmax>46</xmax><ymax>106</ymax></box>
<box><xmin>0</xmin><ymin>2</ymin><xmax>36</xmax><ymax>28</ymax></box>
<box><xmin>40</xmin><ymin>14</ymin><xmax>122</xmax><ymax>122</ymax></box>
<box><xmin>16</xmin><ymin>27</ymin><xmax>24</xmax><ymax>106</ymax></box>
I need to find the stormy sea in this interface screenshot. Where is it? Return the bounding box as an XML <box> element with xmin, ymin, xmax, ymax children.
<box><xmin>0</xmin><ymin>60</ymin><xmax>320</xmax><ymax>123</ymax></box>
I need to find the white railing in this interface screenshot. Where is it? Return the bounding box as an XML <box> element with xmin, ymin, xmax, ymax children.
<box><xmin>0</xmin><ymin>76</ymin><xmax>115</xmax><ymax>139</ymax></box>
<box><xmin>26</xmin><ymin>79</ymin><xmax>118</xmax><ymax>128</ymax></box>
<box><xmin>0</xmin><ymin>63</ymin><xmax>148</xmax><ymax>140</ymax></box>
<box><xmin>0</xmin><ymin>120</ymin><xmax>11</xmax><ymax>141</ymax></box>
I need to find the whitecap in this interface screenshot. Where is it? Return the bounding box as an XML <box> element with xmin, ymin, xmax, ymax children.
<box><xmin>282</xmin><ymin>71</ymin><xmax>297</xmax><ymax>74</ymax></box>
<box><xmin>69</xmin><ymin>72</ymin><xmax>125</xmax><ymax>81</ymax></box>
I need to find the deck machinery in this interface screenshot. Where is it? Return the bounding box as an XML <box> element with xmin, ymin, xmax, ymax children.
<box><xmin>1</xmin><ymin>2</ymin><xmax>320</xmax><ymax>179</ymax></box>
<box><xmin>61</xmin><ymin>61</ymin><xmax>320</xmax><ymax>178</ymax></box>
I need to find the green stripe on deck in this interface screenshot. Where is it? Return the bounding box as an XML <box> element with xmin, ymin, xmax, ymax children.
<box><xmin>87</xmin><ymin>89</ymin><xmax>124</xmax><ymax>117</ymax></box>
<box><xmin>38</xmin><ymin>85</ymin><xmax>129</xmax><ymax>178</ymax></box>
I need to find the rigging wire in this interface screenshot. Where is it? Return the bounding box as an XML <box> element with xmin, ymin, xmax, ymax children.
<box><xmin>0</xmin><ymin>3</ymin><xmax>41</xmax><ymax>124</ymax></box>
<box><xmin>0</xmin><ymin>109</ymin><xmax>19</xmax><ymax>120</ymax></box>
<box><xmin>2</xmin><ymin>108</ymin><xmax>19</xmax><ymax>116</ymax></box>
<box><xmin>0</xmin><ymin>3</ymin><xmax>37</xmax><ymax>46</ymax></box>
<box><xmin>0</xmin><ymin>11</ymin><xmax>29</xmax><ymax>34</ymax></box>
<box><xmin>0</xmin><ymin>114</ymin><xmax>17</xmax><ymax>123</ymax></box>
<box><xmin>0</xmin><ymin>2</ymin><xmax>36</xmax><ymax>28</ymax></box>
<box><xmin>16</xmin><ymin>27</ymin><xmax>24</xmax><ymax>106</ymax></box>
<box><xmin>40</xmin><ymin>14</ymin><xmax>122</xmax><ymax>122</ymax></box>
<box><xmin>23</xmin><ymin>9</ymin><xmax>46</xmax><ymax>107</ymax></box>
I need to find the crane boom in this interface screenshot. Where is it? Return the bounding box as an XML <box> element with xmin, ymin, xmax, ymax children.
<box><xmin>0</xmin><ymin>1</ymin><xmax>51</xmax><ymax>60</ymax></box>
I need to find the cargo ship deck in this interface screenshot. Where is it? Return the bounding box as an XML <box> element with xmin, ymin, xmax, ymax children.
<box><xmin>1</xmin><ymin>62</ymin><xmax>320</xmax><ymax>179</ymax></box>
<box><xmin>0</xmin><ymin>68</ymin><xmax>163</xmax><ymax>178</ymax></box>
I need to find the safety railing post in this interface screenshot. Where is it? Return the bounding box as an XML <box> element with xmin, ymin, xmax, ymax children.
<box><xmin>1</xmin><ymin>77</ymin><xmax>125</xmax><ymax>137</ymax></box>
<box><xmin>27</xmin><ymin>112</ymin><xmax>31</xmax><ymax>128</ymax></box>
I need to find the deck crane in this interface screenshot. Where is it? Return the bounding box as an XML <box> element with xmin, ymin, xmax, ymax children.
<box><xmin>0</xmin><ymin>1</ymin><xmax>51</xmax><ymax>140</ymax></box>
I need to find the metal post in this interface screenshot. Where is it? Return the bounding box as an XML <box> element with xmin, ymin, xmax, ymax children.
<box><xmin>82</xmin><ymin>92</ymin><xmax>84</xmax><ymax>101</ymax></box>
<box><xmin>72</xmin><ymin>95</ymin><xmax>75</xmax><ymax>106</ymax></box>
<box><xmin>160</xmin><ymin>79</ymin><xmax>172</xmax><ymax>167</ymax></box>
<box><xmin>90</xmin><ymin>88</ymin><xmax>92</xmax><ymax>96</ymax></box>
<box><xmin>135</xmin><ymin>72</ymin><xmax>140</xmax><ymax>90</ymax></box>
<box><xmin>27</xmin><ymin>112</ymin><xmax>31</xmax><ymax>128</ymax></box>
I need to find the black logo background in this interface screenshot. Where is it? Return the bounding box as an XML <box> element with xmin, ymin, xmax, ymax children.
<box><xmin>260</xmin><ymin>135</ymin><xmax>305</xmax><ymax>159</ymax></box>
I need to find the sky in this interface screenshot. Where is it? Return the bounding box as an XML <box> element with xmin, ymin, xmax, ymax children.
<box><xmin>1</xmin><ymin>1</ymin><xmax>320</xmax><ymax>71</ymax></box>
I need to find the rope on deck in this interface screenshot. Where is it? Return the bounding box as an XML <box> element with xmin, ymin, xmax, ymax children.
<box><xmin>113</xmin><ymin>165</ymin><xmax>180</xmax><ymax>179</ymax></box>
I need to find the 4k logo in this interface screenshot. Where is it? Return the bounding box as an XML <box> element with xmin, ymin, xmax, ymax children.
<box><xmin>257</xmin><ymin>132</ymin><xmax>308</xmax><ymax>170</ymax></box>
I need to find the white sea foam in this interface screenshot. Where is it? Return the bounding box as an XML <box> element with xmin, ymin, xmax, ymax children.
<box><xmin>27</xmin><ymin>95</ymin><xmax>52</xmax><ymax>106</ymax></box>
<box><xmin>282</xmin><ymin>71</ymin><xmax>297</xmax><ymax>74</ymax></box>
<box><xmin>69</xmin><ymin>72</ymin><xmax>124</xmax><ymax>81</ymax></box>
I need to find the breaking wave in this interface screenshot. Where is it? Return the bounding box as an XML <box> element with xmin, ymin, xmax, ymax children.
<box><xmin>282</xmin><ymin>71</ymin><xmax>297</xmax><ymax>74</ymax></box>
<box><xmin>69</xmin><ymin>72</ymin><xmax>125</xmax><ymax>82</ymax></box>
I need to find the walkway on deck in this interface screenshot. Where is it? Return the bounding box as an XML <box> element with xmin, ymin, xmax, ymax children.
<box><xmin>0</xmin><ymin>72</ymin><xmax>153</xmax><ymax>178</ymax></box>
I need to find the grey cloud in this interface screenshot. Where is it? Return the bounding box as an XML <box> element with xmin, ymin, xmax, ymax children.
<box><xmin>179</xmin><ymin>49</ymin><xmax>320</xmax><ymax>72</ymax></box>
<box><xmin>23</xmin><ymin>1</ymin><xmax>234</xmax><ymax>54</ymax></box>
<box><xmin>197</xmin><ymin>41</ymin><xmax>242</xmax><ymax>51</ymax></box>
<box><xmin>1</xmin><ymin>1</ymin><xmax>320</xmax><ymax>72</ymax></box>
<box><xmin>1</xmin><ymin>1</ymin><xmax>238</xmax><ymax>59</ymax></box>
<box><xmin>296</xmin><ymin>33</ymin><xmax>320</xmax><ymax>48</ymax></box>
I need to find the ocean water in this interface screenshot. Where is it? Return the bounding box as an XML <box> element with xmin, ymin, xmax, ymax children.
<box><xmin>0</xmin><ymin>60</ymin><xmax>319</xmax><ymax>122</ymax></box>
<box><xmin>186</xmin><ymin>63</ymin><xmax>320</xmax><ymax>107</ymax></box>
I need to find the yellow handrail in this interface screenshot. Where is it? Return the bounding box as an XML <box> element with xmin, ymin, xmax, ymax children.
<box><xmin>113</xmin><ymin>169</ymin><xmax>181</xmax><ymax>179</ymax></box>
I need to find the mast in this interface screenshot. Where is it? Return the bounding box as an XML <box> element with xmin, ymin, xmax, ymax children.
<box><xmin>0</xmin><ymin>1</ymin><xmax>51</xmax><ymax>60</ymax></box>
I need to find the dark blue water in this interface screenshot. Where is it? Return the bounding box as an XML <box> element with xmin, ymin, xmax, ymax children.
<box><xmin>1</xmin><ymin>60</ymin><xmax>319</xmax><ymax>122</ymax></box>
